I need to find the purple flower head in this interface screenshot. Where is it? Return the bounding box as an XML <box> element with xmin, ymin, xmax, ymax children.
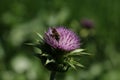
<box><xmin>80</xmin><ymin>19</ymin><xmax>94</xmax><ymax>29</ymax></box>
<box><xmin>44</xmin><ymin>27</ymin><xmax>80</xmax><ymax>52</ymax></box>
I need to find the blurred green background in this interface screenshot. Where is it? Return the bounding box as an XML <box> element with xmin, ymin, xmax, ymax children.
<box><xmin>0</xmin><ymin>0</ymin><xmax>120</xmax><ymax>80</ymax></box>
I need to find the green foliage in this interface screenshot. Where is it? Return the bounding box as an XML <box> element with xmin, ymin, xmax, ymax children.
<box><xmin>0</xmin><ymin>0</ymin><xmax>120</xmax><ymax>80</ymax></box>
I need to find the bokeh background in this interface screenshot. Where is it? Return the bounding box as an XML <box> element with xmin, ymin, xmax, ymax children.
<box><xmin>0</xmin><ymin>0</ymin><xmax>120</xmax><ymax>80</ymax></box>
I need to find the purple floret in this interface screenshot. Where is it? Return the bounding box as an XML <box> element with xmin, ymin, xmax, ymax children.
<box><xmin>44</xmin><ymin>27</ymin><xmax>80</xmax><ymax>52</ymax></box>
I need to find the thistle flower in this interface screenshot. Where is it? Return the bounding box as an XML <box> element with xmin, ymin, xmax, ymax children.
<box><xmin>29</xmin><ymin>27</ymin><xmax>89</xmax><ymax>80</ymax></box>
<box><xmin>32</xmin><ymin>27</ymin><xmax>88</xmax><ymax>72</ymax></box>
<box><xmin>44</xmin><ymin>27</ymin><xmax>80</xmax><ymax>52</ymax></box>
<box><xmin>28</xmin><ymin>27</ymin><xmax>88</xmax><ymax>80</ymax></box>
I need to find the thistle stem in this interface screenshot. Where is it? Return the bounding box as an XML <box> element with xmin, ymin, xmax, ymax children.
<box><xmin>50</xmin><ymin>71</ymin><xmax>56</xmax><ymax>80</ymax></box>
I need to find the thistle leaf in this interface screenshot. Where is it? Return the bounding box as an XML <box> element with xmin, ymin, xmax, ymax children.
<box><xmin>24</xmin><ymin>43</ymin><xmax>36</xmax><ymax>46</ymax></box>
<box><xmin>75</xmin><ymin>63</ymin><xmax>84</xmax><ymax>68</ymax></box>
<box><xmin>70</xmin><ymin>49</ymin><xmax>84</xmax><ymax>53</ymax></box>
<box><xmin>79</xmin><ymin>52</ymin><xmax>91</xmax><ymax>55</ymax></box>
<box><xmin>41</xmin><ymin>53</ymin><xmax>49</xmax><ymax>57</ymax></box>
<box><xmin>36</xmin><ymin>32</ymin><xmax>44</xmax><ymax>40</ymax></box>
<box><xmin>66</xmin><ymin>49</ymin><xmax>91</xmax><ymax>57</ymax></box>
<box><xmin>45</xmin><ymin>59</ymin><xmax>55</xmax><ymax>65</ymax></box>
<box><xmin>68</xmin><ymin>52</ymin><xmax>91</xmax><ymax>56</ymax></box>
<box><xmin>34</xmin><ymin>47</ymin><xmax>42</xmax><ymax>54</ymax></box>
<box><xmin>71</xmin><ymin>60</ymin><xmax>84</xmax><ymax>68</ymax></box>
<box><xmin>67</xmin><ymin>61</ymin><xmax>76</xmax><ymax>70</ymax></box>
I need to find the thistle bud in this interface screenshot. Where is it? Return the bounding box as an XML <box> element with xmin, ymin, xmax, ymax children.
<box><xmin>80</xmin><ymin>18</ymin><xmax>94</xmax><ymax>29</ymax></box>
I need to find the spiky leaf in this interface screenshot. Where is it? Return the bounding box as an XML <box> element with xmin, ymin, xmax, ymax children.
<box><xmin>71</xmin><ymin>60</ymin><xmax>84</xmax><ymax>68</ymax></box>
<box><xmin>67</xmin><ymin>61</ymin><xmax>76</xmax><ymax>70</ymax></box>
<box><xmin>36</xmin><ymin>32</ymin><xmax>44</xmax><ymax>41</ymax></box>
<box><xmin>34</xmin><ymin>47</ymin><xmax>42</xmax><ymax>54</ymax></box>
<box><xmin>70</xmin><ymin>49</ymin><xmax>84</xmax><ymax>53</ymax></box>
<box><xmin>68</xmin><ymin>52</ymin><xmax>91</xmax><ymax>57</ymax></box>
<box><xmin>45</xmin><ymin>59</ymin><xmax>55</xmax><ymax>65</ymax></box>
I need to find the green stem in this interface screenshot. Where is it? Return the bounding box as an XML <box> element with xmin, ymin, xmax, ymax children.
<box><xmin>50</xmin><ymin>71</ymin><xmax>56</xmax><ymax>80</ymax></box>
